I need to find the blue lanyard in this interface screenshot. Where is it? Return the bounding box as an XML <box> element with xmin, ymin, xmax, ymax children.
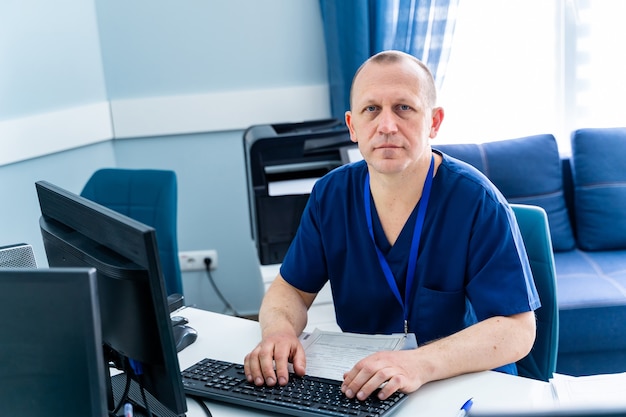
<box><xmin>364</xmin><ymin>156</ymin><xmax>434</xmax><ymax>334</ymax></box>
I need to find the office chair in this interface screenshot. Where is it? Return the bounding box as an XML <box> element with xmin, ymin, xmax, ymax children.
<box><xmin>80</xmin><ymin>168</ymin><xmax>183</xmax><ymax>296</ymax></box>
<box><xmin>511</xmin><ymin>204</ymin><xmax>559</xmax><ymax>381</ymax></box>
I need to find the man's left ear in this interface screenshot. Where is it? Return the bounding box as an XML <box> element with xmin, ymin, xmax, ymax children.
<box><xmin>429</xmin><ymin>107</ymin><xmax>445</xmax><ymax>138</ymax></box>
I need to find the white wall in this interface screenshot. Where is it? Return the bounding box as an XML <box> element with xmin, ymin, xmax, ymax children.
<box><xmin>0</xmin><ymin>0</ymin><xmax>330</xmax><ymax>315</ymax></box>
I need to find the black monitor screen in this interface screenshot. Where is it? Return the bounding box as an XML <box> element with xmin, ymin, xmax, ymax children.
<box><xmin>36</xmin><ymin>180</ymin><xmax>187</xmax><ymax>417</ymax></box>
<box><xmin>0</xmin><ymin>267</ymin><xmax>107</xmax><ymax>417</ymax></box>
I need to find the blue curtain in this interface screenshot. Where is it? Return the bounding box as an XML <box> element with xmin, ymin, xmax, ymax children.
<box><xmin>319</xmin><ymin>0</ymin><xmax>459</xmax><ymax>120</ymax></box>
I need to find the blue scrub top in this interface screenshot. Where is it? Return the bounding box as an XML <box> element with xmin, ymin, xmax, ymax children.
<box><xmin>280</xmin><ymin>151</ymin><xmax>540</xmax><ymax>373</ymax></box>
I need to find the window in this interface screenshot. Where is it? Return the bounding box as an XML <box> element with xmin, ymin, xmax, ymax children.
<box><xmin>435</xmin><ymin>0</ymin><xmax>626</xmax><ymax>155</ymax></box>
<box><xmin>569</xmin><ymin>1</ymin><xmax>626</xmax><ymax>134</ymax></box>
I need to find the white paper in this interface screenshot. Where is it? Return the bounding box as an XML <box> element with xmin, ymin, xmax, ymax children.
<box><xmin>550</xmin><ymin>372</ymin><xmax>626</xmax><ymax>406</ymax></box>
<box><xmin>298</xmin><ymin>328</ymin><xmax>411</xmax><ymax>381</ymax></box>
<box><xmin>267</xmin><ymin>178</ymin><xmax>320</xmax><ymax>196</ymax></box>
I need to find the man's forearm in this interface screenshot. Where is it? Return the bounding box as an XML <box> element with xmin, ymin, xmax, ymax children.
<box><xmin>413</xmin><ymin>311</ymin><xmax>536</xmax><ymax>383</ymax></box>
<box><xmin>259</xmin><ymin>275</ymin><xmax>315</xmax><ymax>338</ymax></box>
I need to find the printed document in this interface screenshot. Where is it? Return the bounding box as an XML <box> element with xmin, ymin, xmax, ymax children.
<box><xmin>297</xmin><ymin>328</ymin><xmax>416</xmax><ymax>381</ymax></box>
<box><xmin>550</xmin><ymin>372</ymin><xmax>626</xmax><ymax>406</ymax></box>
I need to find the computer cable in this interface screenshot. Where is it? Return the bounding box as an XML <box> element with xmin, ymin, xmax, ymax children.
<box><xmin>138</xmin><ymin>380</ymin><xmax>153</xmax><ymax>417</ymax></box>
<box><xmin>129</xmin><ymin>361</ymin><xmax>154</xmax><ymax>417</ymax></box>
<box><xmin>189</xmin><ymin>395</ymin><xmax>214</xmax><ymax>417</ymax></box>
<box><xmin>109</xmin><ymin>371</ymin><xmax>132</xmax><ymax>416</ymax></box>
<box><xmin>203</xmin><ymin>257</ymin><xmax>240</xmax><ymax>316</ymax></box>
<box><xmin>106</xmin><ymin>352</ymin><xmax>132</xmax><ymax>417</ymax></box>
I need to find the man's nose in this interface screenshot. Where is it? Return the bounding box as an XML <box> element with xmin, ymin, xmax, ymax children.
<box><xmin>377</xmin><ymin>108</ymin><xmax>398</xmax><ymax>135</ymax></box>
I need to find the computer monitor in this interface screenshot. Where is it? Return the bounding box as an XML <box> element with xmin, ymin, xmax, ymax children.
<box><xmin>35</xmin><ymin>180</ymin><xmax>187</xmax><ymax>417</ymax></box>
<box><xmin>0</xmin><ymin>267</ymin><xmax>107</xmax><ymax>417</ymax></box>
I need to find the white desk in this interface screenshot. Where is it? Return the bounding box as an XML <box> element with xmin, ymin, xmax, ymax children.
<box><xmin>174</xmin><ymin>306</ymin><xmax>555</xmax><ymax>416</ymax></box>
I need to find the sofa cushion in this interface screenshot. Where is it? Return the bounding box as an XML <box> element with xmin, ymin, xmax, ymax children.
<box><xmin>435</xmin><ymin>134</ymin><xmax>576</xmax><ymax>251</ymax></box>
<box><xmin>554</xmin><ymin>249</ymin><xmax>626</xmax><ymax>309</ymax></box>
<box><xmin>553</xmin><ymin>248</ymin><xmax>626</xmax><ymax>375</ymax></box>
<box><xmin>571</xmin><ymin>127</ymin><xmax>626</xmax><ymax>250</ymax></box>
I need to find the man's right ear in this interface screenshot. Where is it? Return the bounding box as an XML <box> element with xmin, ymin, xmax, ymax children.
<box><xmin>345</xmin><ymin>111</ymin><xmax>358</xmax><ymax>143</ymax></box>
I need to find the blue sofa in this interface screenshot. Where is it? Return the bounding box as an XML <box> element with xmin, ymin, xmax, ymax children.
<box><xmin>436</xmin><ymin>127</ymin><xmax>626</xmax><ymax>376</ymax></box>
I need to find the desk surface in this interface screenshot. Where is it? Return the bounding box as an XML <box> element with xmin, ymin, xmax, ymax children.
<box><xmin>174</xmin><ymin>307</ymin><xmax>557</xmax><ymax>416</ymax></box>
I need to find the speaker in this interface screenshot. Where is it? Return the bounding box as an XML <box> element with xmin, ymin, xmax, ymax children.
<box><xmin>0</xmin><ymin>243</ymin><xmax>37</xmax><ymax>268</ymax></box>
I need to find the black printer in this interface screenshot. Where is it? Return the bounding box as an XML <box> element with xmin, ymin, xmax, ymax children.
<box><xmin>244</xmin><ymin>119</ymin><xmax>355</xmax><ymax>265</ymax></box>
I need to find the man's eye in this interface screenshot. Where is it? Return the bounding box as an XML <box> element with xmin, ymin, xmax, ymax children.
<box><xmin>398</xmin><ymin>105</ymin><xmax>411</xmax><ymax>111</ymax></box>
<box><xmin>365</xmin><ymin>106</ymin><xmax>377</xmax><ymax>112</ymax></box>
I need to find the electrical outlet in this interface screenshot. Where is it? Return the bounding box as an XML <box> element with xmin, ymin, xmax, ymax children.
<box><xmin>179</xmin><ymin>250</ymin><xmax>218</xmax><ymax>271</ymax></box>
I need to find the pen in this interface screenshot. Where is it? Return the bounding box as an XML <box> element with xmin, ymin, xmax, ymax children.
<box><xmin>456</xmin><ymin>397</ymin><xmax>473</xmax><ymax>417</ymax></box>
<box><xmin>124</xmin><ymin>403</ymin><xmax>133</xmax><ymax>417</ymax></box>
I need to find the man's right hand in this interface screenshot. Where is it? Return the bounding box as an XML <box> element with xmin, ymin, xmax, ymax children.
<box><xmin>243</xmin><ymin>330</ymin><xmax>307</xmax><ymax>386</ymax></box>
<box><xmin>244</xmin><ymin>274</ymin><xmax>315</xmax><ymax>386</ymax></box>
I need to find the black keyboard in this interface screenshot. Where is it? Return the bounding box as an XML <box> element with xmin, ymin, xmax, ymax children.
<box><xmin>181</xmin><ymin>358</ymin><xmax>408</xmax><ymax>417</ymax></box>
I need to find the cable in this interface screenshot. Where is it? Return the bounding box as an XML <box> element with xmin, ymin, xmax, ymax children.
<box><xmin>110</xmin><ymin>371</ymin><xmax>132</xmax><ymax>415</ymax></box>
<box><xmin>138</xmin><ymin>379</ymin><xmax>153</xmax><ymax>417</ymax></box>
<box><xmin>189</xmin><ymin>395</ymin><xmax>214</xmax><ymax>417</ymax></box>
<box><xmin>203</xmin><ymin>257</ymin><xmax>240</xmax><ymax>316</ymax></box>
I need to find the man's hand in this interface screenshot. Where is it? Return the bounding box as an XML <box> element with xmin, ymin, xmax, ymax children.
<box><xmin>243</xmin><ymin>274</ymin><xmax>316</xmax><ymax>387</ymax></box>
<box><xmin>341</xmin><ymin>350</ymin><xmax>425</xmax><ymax>401</ymax></box>
<box><xmin>243</xmin><ymin>331</ymin><xmax>307</xmax><ymax>387</ymax></box>
<box><xmin>342</xmin><ymin>312</ymin><xmax>536</xmax><ymax>401</ymax></box>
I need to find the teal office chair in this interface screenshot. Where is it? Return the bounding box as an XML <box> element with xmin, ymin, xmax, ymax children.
<box><xmin>80</xmin><ymin>168</ymin><xmax>183</xmax><ymax>296</ymax></box>
<box><xmin>511</xmin><ymin>204</ymin><xmax>559</xmax><ymax>381</ymax></box>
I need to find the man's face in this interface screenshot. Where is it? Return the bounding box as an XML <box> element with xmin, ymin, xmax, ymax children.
<box><xmin>345</xmin><ymin>59</ymin><xmax>438</xmax><ymax>176</ymax></box>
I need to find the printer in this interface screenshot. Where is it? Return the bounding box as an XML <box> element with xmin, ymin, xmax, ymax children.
<box><xmin>244</xmin><ymin>119</ymin><xmax>356</xmax><ymax>265</ymax></box>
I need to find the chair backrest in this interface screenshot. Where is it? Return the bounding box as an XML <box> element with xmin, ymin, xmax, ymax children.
<box><xmin>80</xmin><ymin>168</ymin><xmax>183</xmax><ymax>296</ymax></box>
<box><xmin>511</xmin><ymin>203</ymin><xmax>559</xmax><ymax>381</ymax></box>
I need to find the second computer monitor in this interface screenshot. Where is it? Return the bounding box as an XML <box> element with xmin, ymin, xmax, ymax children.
<box><xmin>0</xmin><ymin>267</ymin><xmax>107</xmax><ymax>417</ymax></box>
